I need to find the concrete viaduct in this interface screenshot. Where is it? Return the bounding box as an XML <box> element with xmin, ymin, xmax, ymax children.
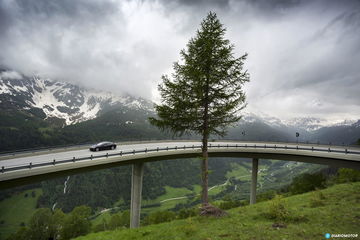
<box><xmin>1</xmin><ymin>141</ymin><xmax>359</xmax><ymax>228</ymax></box>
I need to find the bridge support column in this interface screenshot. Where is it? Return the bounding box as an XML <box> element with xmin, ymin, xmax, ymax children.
<box><xmin>250</xmin><ymin>158</ymin><xmax>258</xmax><ymax>205</ymax></box>
<box><xmin>130</xmin><ymin>162</ymin><xmax>144</xmax><ymax>228</ymax></box>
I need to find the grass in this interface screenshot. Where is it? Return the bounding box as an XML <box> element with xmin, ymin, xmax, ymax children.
<box><xmin>74</xmin><ymin>182</ymin><xmax>360</xmax><ymax>240</ymax></box>
<box><xmin>225</xmin><ymin>162</ymin><xmax>250</xmax><ymax>179</ymax></box>
<box><xmin>93</xmin><ymin>183</ymin><xmax>229</xmax><ymax>223</ymax></box>
<box><xmin>141</xmin><ymin>184</ymin><xmax>227</xmax><ymax>214</ymax></box>
<box><xmin>91</xmin><ymin>211</ymin><xmax>112</xmax><ymax>226</ymax></box>
<box><xmin>0</xmin><ymin>188</ymin><xmax>42</xmax><ymax>240</ymax></box>
<box><xmin>91</xmin><ymin>160</ymin><xmax>326</xmax><ymax>226</ymax></box>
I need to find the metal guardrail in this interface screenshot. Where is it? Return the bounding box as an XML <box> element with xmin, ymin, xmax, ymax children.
<box><xmin>1</xmin><ymin>143</ymin><xmax>360</xmax><ymax>174</ymax></box>
<box><xmin>1</xmin><ymin>138</ymin><xmax>357</xmax><ymax>157</ymax></box>
<box><xmin>0</xmin><ymin>139</ymin><xmax>172</xmax><ymax>157</ymax></box>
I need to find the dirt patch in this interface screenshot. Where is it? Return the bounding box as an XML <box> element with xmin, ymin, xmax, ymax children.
<box><xmin>272</xmin><ymin>222</ymin><xmax>287</xmax><ymax>229</ymax></box>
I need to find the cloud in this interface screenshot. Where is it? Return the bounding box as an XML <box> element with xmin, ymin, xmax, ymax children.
<box><xmin>0</xmin><ymin>0</ymin><xmax>359</xmax><ymax>120</ymax></box>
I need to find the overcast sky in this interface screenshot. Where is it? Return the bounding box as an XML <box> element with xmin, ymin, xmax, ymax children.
<box><xmin>0</xmin><ymin>0</ymin><xmax>359</xmax><ymax>121</ymax></box>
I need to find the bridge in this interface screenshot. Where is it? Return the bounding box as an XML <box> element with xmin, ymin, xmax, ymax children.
<box><xmin>1</xmin><ymin>140</ymin><xmax>360</xmax><ymax>228</ymax></box>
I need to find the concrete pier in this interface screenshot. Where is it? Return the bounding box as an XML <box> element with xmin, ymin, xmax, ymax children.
<box><xmin>130</xmin><ymin>162</ymin><xmax>144</xmax><ymax>228</ymax></box>
<box><xmin>250</xmin><ymin>158</ymin><xmax>258</xmax><ymax>205</ymax></box>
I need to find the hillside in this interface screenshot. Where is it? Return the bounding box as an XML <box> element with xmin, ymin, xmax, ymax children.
<box><xmin>0</xmin><ymin>189</ymin><xmax>42</xmax><ymax>240</ymax></box>
<box><xmin>75</xmin><ymin>182</ymin><xmax>360</xmax><ymax>240</ymax></box>
<box><xmin>1</xmin><ymin>68</ymin><xmax>359</xmax><ymax>153</ymax></box>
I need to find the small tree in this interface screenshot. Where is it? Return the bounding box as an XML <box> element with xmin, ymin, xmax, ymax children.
<box><xmin>28</xmin><ymin>208</ymin><xmax>53</xmax><ymax>240</ymax></box>
<box><xmin>61</xmin><ymin>205</ymin><xmax>91</xmax><ymax>240</ymax></box>
<box><xmin>149</xmin><ymin>12</ymin><xmax>249</xmax><ymax>206</ymax></box>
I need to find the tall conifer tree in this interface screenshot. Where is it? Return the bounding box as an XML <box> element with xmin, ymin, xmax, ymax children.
<box><xmin>149</xmin><ymin>12</ymin><xmax>249</xmax><ymax>206</ymax></box>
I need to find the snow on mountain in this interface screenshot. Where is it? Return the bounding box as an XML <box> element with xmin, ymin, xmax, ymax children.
<box><xmin>241</xmin><ymin>110</ymin><xmax>357</xmax><ymax>132</ymax></box>
<box><xmin>241</xmin><ymin>111</ymin><xmax>286</xmax><ymax>128</ymax></box>
<box><xmin>284</xmin><ymin>117</ymin><xmax>357</xmax><ymax>131</ymax></box>
<box><xmin>1</xmin><ymin>69</ymin><xmax>357</xmax><ymax>131</ymax></box>
<box><xmin>0</xmin><ymin>69</ymin><xmax>153</xmax><ymax>125</ymax></box>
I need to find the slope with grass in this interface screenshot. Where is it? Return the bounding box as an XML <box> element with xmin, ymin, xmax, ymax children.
<box><xmin>75</xmin><ymin>182</ymin><xmax>360</xmax><ymax>240</ymax></box>
<box><xmin>89</xmin><ymin>160</ymin><xmax>324</xmax><ymax>225</ymax></box>
<box><xmin>0</xmin><ymin>188</ymin><xmax>42</xmax><ymax>240</ymax></box>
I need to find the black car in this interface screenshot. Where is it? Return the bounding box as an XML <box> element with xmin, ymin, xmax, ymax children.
<box><xmin>90</xmin><ymin>142</ymin><xmax>117</xmax><ymax>151</ymax></box>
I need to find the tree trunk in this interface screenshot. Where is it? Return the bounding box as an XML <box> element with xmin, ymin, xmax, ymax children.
<box><xmin>201</xmin><ymin>76</ymin><xmax>210</xmax><ymax>205</ymax></box>
<box><xmin>201</xmin><ymin>133</ymin><xmax>209</xmax><ymax>205</ymax></box>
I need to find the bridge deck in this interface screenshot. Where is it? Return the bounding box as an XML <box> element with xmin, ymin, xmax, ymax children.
<box><xmin>1</xmin><ymin>141</ymin><xmax>359</xmax><ymax>189</ymax></box>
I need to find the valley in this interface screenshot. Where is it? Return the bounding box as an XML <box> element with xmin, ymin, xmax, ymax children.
<box><xmin>0</xmin><ymin>69</ymin><xmax>359</xmax><ymax>239</ymax></box>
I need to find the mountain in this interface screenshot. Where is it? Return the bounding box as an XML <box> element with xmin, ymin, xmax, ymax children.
<box><xmin>0</xmin><ymin>69</ymin><xmax>169</xmax><ymax>151</ymax></box>
<box><xmin>0</xmin><ymin>69</ymin><xmax>153</xmax><ymax>125</ymax></box>
<box><xmin>234</xmin><ymin>112</ymin><xmax>359</xmax><ymax>145</ymax></box>
<box><xmin>0</xmin><ymin>68</ymin><xmax>359</xmax><ymax>150</ymax></box>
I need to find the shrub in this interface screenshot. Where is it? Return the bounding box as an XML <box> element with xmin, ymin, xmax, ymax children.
<box><xmin>257</xmin><ymin>190</ymin><xmax>277</xmax><ymax>202</ymax></box>
<box><xmin>309</xmin><ymin>190</ymin><xmax>326</xmax><ymax>208</ymax></box>
<box><xmin>93</xmin><ymin>219</ymin><xmax>108</xmax><ymax>233</ymax></box>
<box><xmin>336</xmin><ymin>169</ymin><xmax>360</xmax><ymax>183</ymax></box>
<box><xmin>265</xmin><ymin>195</ymin><xmax>289</xmax><ymax>221</ymax></box>
<box><xmin>176</xmin><ymin>218</ymin><xmax>198</xmax><ymax>236</ymax></box>
<box><xmin>143</xmin><ymin>210</ymin><xmax>176</xmax><ymax>225</ymax></box>
<box><xmin>177</xmin><ymin>208</ymin><xmax>198</xmax><ymax>219</ymax></box>
<box><xmin>289</xmin><ymin>172</ymin><xmax>326</xmax><ymax>195</ymax></box>
<box><xmin>108</xmin><ymin>211</ymin><xmax>130</xmax><ymax>229</ymax></box>
<box><xmin>218</xmin><ymin>199</ymin><xmax>243</xmax><ymax>210</ymax></box>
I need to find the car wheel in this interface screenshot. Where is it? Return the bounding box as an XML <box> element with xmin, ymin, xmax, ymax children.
<box><xmin>96</xmin><ymin>148</ymin><xmax>99</xmax><ymax>152</ymax></box>
<box><xmin>111</xmin><ymin>146</ymin><xmax>115</xmax><ymax>150</ymax></box>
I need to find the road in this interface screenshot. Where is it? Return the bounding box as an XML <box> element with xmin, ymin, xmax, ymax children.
<box><xmin>1</xmin><ymin>141</ymin><xmax>359</xmax><ymax>169</ymax></box>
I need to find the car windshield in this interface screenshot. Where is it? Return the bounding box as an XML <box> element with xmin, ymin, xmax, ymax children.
<box><xmin>97</xmin><ymin>142</ymin><xmax>111</xmax><ymax>146</ymax></box>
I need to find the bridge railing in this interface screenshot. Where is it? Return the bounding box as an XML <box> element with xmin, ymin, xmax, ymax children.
<box><xmin>2</xmin><ymin>138</ymin><xmax>359</xmax><ymax>158</ymax></box>
<box><xmin>1</xmin><ymin>144</ymin><xmax>360</xmax><ymax>174</ymax></box>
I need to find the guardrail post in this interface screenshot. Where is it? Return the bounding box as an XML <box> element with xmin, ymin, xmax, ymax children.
<box><xmin>250</xmin><ymin>158</ymin><xmax>259</xmax><ymax>205</ymax></box>
<box><xmin>145</xmin><ymin>148</ymin><xmax>147</xmax><ymax>153</ymax></box>
<box><xmin>166</xmin><ymin>146</ymin><xmax>168</xmax><ymax>151</ymax></box>
<box><xmin>130</xmin><ymin>162</ymin><xmax>144</xmax><ymax>229</ymax></box>
<box><xmin>192</xmin><ymin>145</ymin><xmax>194</xmax><ymax>149</ymax></box>
<box><xmin>264</xmin><ymin>144</ymin><xmax>266</xmax><ymax>148</ymax></box>
<box><xmin>90</xmin><ymin>155</ymin><xmax>93</xmax><ymax>160</ymax></box>
<box><xmin>120</xmin><ymin>151</ymin><xmax>122</xmax><ymax>156</ymax></box>
<box><xmin>53</xmin><ymin>159</ymin><xmax>56</xmax><ymax>165</ymax></box>
<box><xmin>296</xmin><ymin>146</ymin><xmax>298</xmax><ymax>150</ymax></box>
<box><xmin>312</xmin><ymin>146</ymin><xmax>314</xmax><ymax>151</ymax></box>
<box><xmin>175</xmin><ymin>146</ymin><xmax>177</xmax><ymax>150</ymax></box>
<box><xmin>157</xmin><ymin>147</ymin><xmax>159</xmax><ymax>152</ymax></box>
<box><xmin>235</xmin><ymin>144</ymin><xmax>237</xmax><ymax>148</ymax></box>
<box><xmin>133</xmin><ymin>150</ymin><xmax>135</xmax><ymax>155</ymax></box>
<box><xmin>184</xmin><ymin>145</ymin><xmax>186</xmax><ymax>150</ymax></box>
<box><xmin>274</xmin><ymin>145</ymin><xmax>277</xmax><ymax>149</ymax></box>
<box><xmin>345</xmin><ymin>149</ymin><xmax>348</xmax><ymax>154</ymax></box>
<box><xmin>1</xmin><ymin>166</ymin><xmax>4</xmax><ymax>173</ymax></box>
<box><xmin>73</xmin><ymin>157</ymin><xmax>75</xmax><ymax>162</ymax></box>
<box><xmin>328</xmin><ymin>148</ymin><xmax>331</xmax><ymax>152</ymax></box>
<box><xmin>29</xmin><ymin>162</ymin><xmax>32</xmax><ymax>169</ymax></box>
<box><xmin>106</xmin><ymin>153</ymin><xmax>108</xmax><ymax>158</ymax></box>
